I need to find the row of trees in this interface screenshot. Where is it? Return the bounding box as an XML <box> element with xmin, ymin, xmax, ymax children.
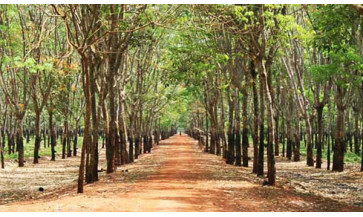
<box><xmin>176</xmin><ymin>5</ymin><xmax>362</xmax><ymax>185</ymax></box>
<box><xmin>0</xmin><ymin>4</ymin><xmax>361</xmax><ymax>192</ymax></box>
<box><xmin>0</xmin><ymin>5</ymin><xmax>181</xmax><ymax>193</ymax></box>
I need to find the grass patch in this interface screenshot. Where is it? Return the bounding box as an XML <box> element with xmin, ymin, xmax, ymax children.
<box><xmin>247</xmin><ymin>134</ymin><xmax>361</xmax><ymax>164</ymax></box>
<box><xmin>3</xmin><ymin>136</ymin><xmax>87</xmax><ymax>161</ymax></box>
<box><xmin>279</xmin><ymin>140</ymin><xmax>361</xmax><ymax>164</ymax></box>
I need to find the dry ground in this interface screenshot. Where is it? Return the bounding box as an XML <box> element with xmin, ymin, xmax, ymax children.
<box><xmin>0</xmin><ymin>148</ymin><xmax>107</xmax><ymax>205</ymax></box>
<box><xmin>0</xmin><ymin>134</ymin><xmax>362</xmax><ymax>211</ymax></box>
<box><xmin>240</xmin><ymin>144</ymin><xmax>363</xmax><ymax>208</ymax></box>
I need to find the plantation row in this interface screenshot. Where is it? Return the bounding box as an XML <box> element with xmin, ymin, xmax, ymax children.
<box><xmin>0</xmin><ymin>4</ymin><xmax>362</xmax><ymax>193</ymax></box>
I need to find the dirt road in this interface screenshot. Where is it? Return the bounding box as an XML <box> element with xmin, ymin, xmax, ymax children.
<box><xmin>0</xmin><ymin>134</ymin><xmax>361</xmax><ymax>211</ymax></box>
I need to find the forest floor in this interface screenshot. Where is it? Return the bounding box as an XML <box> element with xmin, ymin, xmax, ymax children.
<box><xmin>0</xmin><ymin>134</ymin><xmax>362</xmax><ymax>211</ymax></box>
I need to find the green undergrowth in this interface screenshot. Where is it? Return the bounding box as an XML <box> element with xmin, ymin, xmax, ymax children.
<box><xmin>3</xmin><ymin>136</ymin><xmax>86</xmax><ymax>161</ymax></box>
<box><xmin>246</xmin><ymin>134</ymin><xmax>361</xmax><ymax>164</ymax></box>
<box><xmin>280</xmin><ymin>140</ymin><xmax>361</xmax><ymax>164</ymax></box>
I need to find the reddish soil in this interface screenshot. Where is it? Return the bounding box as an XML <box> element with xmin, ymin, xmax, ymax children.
<box><xmin>0</xmin><ymin>134</ymin><xmax>362</xmax><ymax>211</ymax></box>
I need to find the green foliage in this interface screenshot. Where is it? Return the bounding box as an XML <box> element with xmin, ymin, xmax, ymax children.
<box><xmin>308</xmin><ymin>63</ymin><xmax>337</xmax><ymax>83</ymax></box>
<box><xmin>311</xmin><ymin>5</ymin><xmax>360</xmax><ymax>52</ymax></box>
<box><xmin>159</xmin><ymin>86</ymin><xmax>192</xmax><ymax>129</ymax></box>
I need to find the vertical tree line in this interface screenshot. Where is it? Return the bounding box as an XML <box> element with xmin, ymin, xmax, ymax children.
<box><xmin>0</xmin><ymin>4</ymin><xmax>362</xmax><ymax>193</ymax></box>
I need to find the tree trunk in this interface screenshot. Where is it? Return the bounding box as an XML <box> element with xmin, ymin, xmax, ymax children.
<box><xmin>226</xmin><ymin>87</ymin><xmax>235</xmax><ymax>165</ymax></box>
<box><xmin>242</xmin><ymin>82</ymin><xmax>249</xmax><ymax>167</ymax></box>
<box><xmin>219</xmin><ymin>86</ymin><xmax>227</xmax><ymax>159</ymax></box>
<box><xmin>143</xmin><ymin>134</ymin><xmax>148</xmax><ymax>154</ymax></box>
<box><xmin>119</xmin><ymin>98</ymin><xmax>129</xmax><ymax>164</ymax></box>
<box><xmin>67</xmin><ymin>127</ymin><xmax>72</xmax><ymax>157</ymax></box>
<box><xmin>106</xmin><ymin>65</ymin><xmax>117</xmax><ymax>173</ymax></box>
<box><xmin>293</xmin><ymin>118</ymin><xmax>301</xmax><ymax>162</ymax></box>
<box><xmin>7</xmin><ymin>132</ymin><xmax>13</xmax><ymax>155</ymax></box>
<box><xmin>305</xmin><ymin>118</ymin><xmax>314</xmax><ymax>166</ymax></box>
<box><xmin>135</xmin><ymin>136</ymin><xmax>139</xmax><ymax>159</ymax></box>
<box><xmin>43</xmin><ymin>124</ymin><xmax>47</xmax><ymax>148</ymax></box>
<box><xmin>333</xmin><ymin>86</ymin><xmax>346</xmax><ymax>172</ymax></box>
<box><xmin>354</xmin><ymin>111</ymin><xmax>360</xmax><ymax>154</ymax></box>
<box><xmin>62</xmin><ymin>120</ymin><xmax>67</xmax><ymax>159</ymax></box>
<box><xmin>115</xmin><ymin>132</ymin><xmax>121</xmax><ymax>166</ymax></box>
<box><xmin>49</xmin><ymin>110</ymin><xmax>56</xmax><ymax>161</ymax></box>
<box><xmin>87</xmin><ymin>68</ymin><xmax>100</xmax><ymax>183</ymax></box>
<box><xmin>257</xmin><ymin>72</ymin><xmax>265</xmax><ymax>177</ymax></box>
<box><xmin>281</xmin><ymin>121</ymin><xmax>286</xmax><ymax>157</ymax></box>
<box><xmin>316</xmin><ymin>106</ymin><xmax>324</xmax><ymax>168</ymax></box>
<box><xmin>327</xmin><ymin>133</ymin><xmax>331</xmax><ymax>170</ymax></box>
<box><xmin>33</xmin><ymin>111</ymin><xmax>41</xmax><ymax>164</ymax></box>
<box><xmin>0</xmin><ymin>130</ymin><xmax>4</xmax><ymax>169</ymax></box>
<box><xmin>235</xmin><ymin>89</ymin><xmax>241</xmax><ymax>166</ymax></box>
<box><xmin>129</xmin><ymin>136</ymin><xmax>134</xmax><ymax>163</ymax></box>
<box><xmin>274</xmin><ymin>74</ymin><xmax>280</xmax><ymax>156</ymax></box>
<box><xmin>205</xmin><ymin>107</ymin><xmax>209</xmax><ymax>153</ymax></box>
<box><xmin>210</xmin><ymin>121</ymin><xmax>217</xmax><ymax>155</ymax></box>
<box><xmin>148</xmin><ymin>134</ymin><xmax>152</xmax><ymax>153</ymax></box>
<box><xmin>208</xmin><ymin>101</ymin><xmax>218</xmax><ymax>156</ymax></box>
<box><xmin>78</xmin><ymin>55</ymin><xmax>92</xmax><ymax>193</ymax></box>
<box><xmin>327</xmin><ymin>103</ymin><xmax>333</xmax><ymax>170</ymax></box>
<box><xmin>213</xmin><ymin>103</ymin><xmax>220</xmax><ymax>156</ymax></box>
<box><xmin>347</xmin><ymin>110</ymin><xmax>352</xmax><ymax>152</ymax></box>
<box><xmin>16</xmin><ymin>117</ymin><xmax>24</xmax><ymax>167</ymax></box>
<box><xmin>251</xmin><ymin>61</ymin><xmax>259</xmax><ymax>174</ymax></box>
<box><xmin>73</xmin><ymin>123</ymin><xmax>79</xmax><ymax>157</ymax></box>
<box><xmin>333</xmin><ymin>106</ymin><xmax>345</xmax><ymax>172</ymax></box>
<box><xmin>261</xmin><ymin>61</ymin><xmax>276</xmax><ymax>185</ymax></box>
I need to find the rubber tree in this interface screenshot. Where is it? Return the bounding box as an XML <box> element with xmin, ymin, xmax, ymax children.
<box><xmin>0</xmin><ymin>5</ymin><xmax>32</xmax><ymax>167</ymax></box>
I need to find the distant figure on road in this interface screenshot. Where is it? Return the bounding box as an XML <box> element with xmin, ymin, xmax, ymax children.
<box><xmin>179</xmin><ymin>131</ymin><xmax>182</xmax><ymax>136</ymax></box>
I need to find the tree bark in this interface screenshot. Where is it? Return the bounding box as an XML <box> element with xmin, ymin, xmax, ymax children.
<box><xmin>33</xmin><ymin>111</ymin><xmax>41</xmax><ymax>164</ymax></box>
<box><xmin>293</xmin><ymin>117</ymin><xmax>301</xmax><ymax>162</ymax></box>
<box><xmin>251</xmin><ymin>61</ymin><xmax>259</xmax><ymax>174</ymax></box>
<box><xmin>274</xmin><ymin>74</ymin><xmax>280</xmax><ymax>156</ymax></box>
<box><xmin>257</xmin><ymin>70</ymin><xmax>265</xmax><ymax>177</ymax></box>
<box><xmin>16</xmin><ymin>117</ymin><xmax>24</xmax><ymax>167</ymax></box>
<box><xmin>354</xmin><ymin>110</ymin><xmax>360</xmax><ymax>154</ymax></box>
<box><xmin>73</xmin><ymin>122</ymin><xmax>79</xmax><ymax>157</ymax></box>
<box><xmin>242</xmin><ymin>75</ymin><xmax>249</xmax><ymax>167</ymax></box>
<box><xmin>235</xmin><ymin>89</ymin><xmax>241</xmax><ymax>166</ymax></box>
<box><xmin>87</xmin><ymin>64</ymin><xmax>100</xmax><ymax>183</ymax></box>
<box><xmin>78</xmin><ymin>55</ymin><xmax>92</xmax><ymax>193</ymax></box>
<box><xmin>226</xmin><ymin>86</ymin><xmax>235</xmax><ymax>165</ymax></box>
<box><xmin>333</xmin><ymin>86</ymin><xmax>346</xmax><ymax>172</ymax></box>
<box><xmin>316</xmin><ymin>106</ymin><xmax>323</xmax><ymax>168</ymax></box>
<box><xmin>49</xmin><ymin>110</ymin><xmax>56</xmax><ymax>161</ymax></box>
<box><xmin>0</xmin><ymin>128</ymin><xmax>4</xmax><ymax>169</ymax></box>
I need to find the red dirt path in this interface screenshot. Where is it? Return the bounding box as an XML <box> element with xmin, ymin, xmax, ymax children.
<box><xmin>0</xmin><ymin>134</ymin><xmax>361</xmax><ymax>211</ymax></box>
